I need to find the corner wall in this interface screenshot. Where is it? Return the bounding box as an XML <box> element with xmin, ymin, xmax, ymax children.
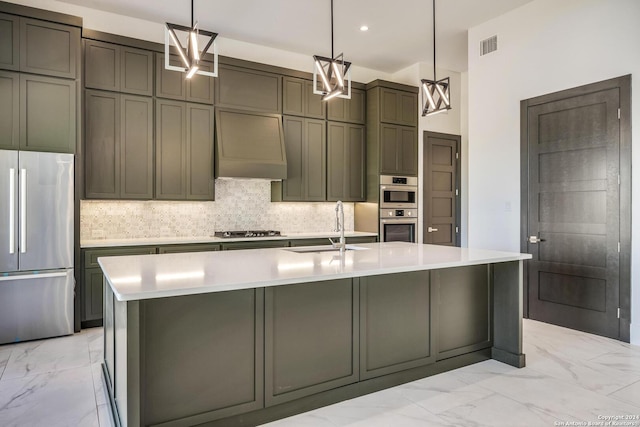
<box><xmin>467</xmin><ymin>0</ymin><xmax>640</xmax><ymax>343</ymax></box>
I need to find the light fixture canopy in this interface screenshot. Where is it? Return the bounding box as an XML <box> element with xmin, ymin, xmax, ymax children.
<box><xmin>165</xmin><ymin>0</ymin><xmax>218</xmax><ymax>79</ymax></box>
<box><xmin>312</xmin><ymin>0</ymin><xmax>352</xmax><ymax>100</ymax></box>
<box><xmin>421</xmin><ymin>0</ymin><xmax>451</xmax><ymax>116</ymax></box>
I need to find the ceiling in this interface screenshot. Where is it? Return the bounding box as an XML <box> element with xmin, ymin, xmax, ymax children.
<box><xmin>59</xmin><ymin>0</ymin><xmax>534</xmax><ymax>73</ymax></box>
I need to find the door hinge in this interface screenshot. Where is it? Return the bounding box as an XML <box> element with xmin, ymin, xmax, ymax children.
<box><xmin>456</xmin><ymin>152</ymin><xmax>459</xmax><ymax>160</ymax></box>
<box><xmin>618</xmin><ymin>174</ymin><xmax>621</xmax><ymax>185</ymax></box>
<box><xmin>618</xmin><ymin>307</ymin><xmax>621</xmax><ymax>319</ymax></box>
<box><xmin>455</xmin><ymin>226</ymin><xmax>459</xmax><ymax>233</ymax></box>
<box><xmin>455</xmin><ymin>189</ymin><xmax>459</xmax><ymax>196</ymax></box>
<box><xmin>618</xmin><ymin>108</ymin><xmax>621</xmax><ymax>119</ymax></box>
<box><xmin>618</xmin><ymin>242</ymin><xmax>621</xmax><ymax>253</ymax></box>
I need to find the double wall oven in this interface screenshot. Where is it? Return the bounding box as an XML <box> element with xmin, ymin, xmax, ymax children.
<box><xmin>379</xmin><ymin>176</ymin><xmax>418</xmax><ymax>243</ymax></box>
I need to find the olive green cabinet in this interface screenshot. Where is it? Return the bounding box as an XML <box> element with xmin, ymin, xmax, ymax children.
<box><xmin>0</xmin><ymin>13</ymin><xmax>19</xmax><ymax>71</ymax></box>
<box><xmin>19</xmin><ymin>18</ymin><xmax>80</xmax><ymax>79</ymax></box>
<box><xmin>158</xmin><ymin>243</ymin><xmax>221</xmax><ymax>254</ymax></box>
<box><xmin>84</xmin><ymin>40</ymin><xmax>153</xmax><ymax>96</ymax></box>
<box><xmin>282</xmin><ymin>76</ymin><xmax>325</xmax><ymax>119</ymax></box>
<box><xmin>379</xmin><ymin>87</ymin><xmax>417</xmax><ymax>127</ymax></box>
<box><xmin>221</xmin><ymin>240</ymin><xmax>289</xmax><ymax>251</ymax></box>
<box><xmin>327</xmin><ymin>88</ymin><xmax>365</xmax><ymax>124</ymax></box>
<box><xmin>84</xmin><ymin>90</ymin><xmax>153</xmax><ymax>199</ymax></box>
<box><xmin>264</xmin><ymin>279</ymin><xmax>358</xmax><ymax>406</ymax></box>
<box><xmin>81</xmin><ymin>246</ymin><xmax>157</xmax><ymax>327</ymax></box>
<box><xmin>20</xmin><ymin>74</ymin><xmax>76</xmax><ymax>153</ymax></box>
<box><xmin>272</xmin><ymin>116</ymin><xmax>326</xmax><ymax>202</ymax></box>
<box><xmin>360</xmin><ymin>271</ymin><xmax>434</xmax><ymax>379</ymax></box>
<box><xmin>327</xmin><ymin>121</ymin><xmax>366</xmax><ymax>201</ymax></box>
<box><xmin>155</xmin><ymin>53</ymin><xmax>214</xmax><ymax>104</ymax></box>
<box><xmin>215</xmin><ymin>64</ymin><xmax>281</xmax><ymax>113</ymax></box>
<box><xmin>380</xmin><ymin>124</ymin><xmax>418</xmax><ymax>176</ymax></box>
<box><xmin>155</xmin><ymin>99</ymin><xmax>214</xmax><ymax>200</ymax></box>
<box><xmin>0</xmin><ymin>70</ymin><xmax>19</xmax><ymax>149</ymax></box>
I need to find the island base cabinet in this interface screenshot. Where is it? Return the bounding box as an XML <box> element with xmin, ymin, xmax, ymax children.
<box><xmin>265</xmin><ymin>279</ymin><xmax>359</xmax><ymax>406</ymax></box>
<box><xmin>103</xmin><ymin>284</ymin><xmax>264</xmax><ymax>427</ymax></box>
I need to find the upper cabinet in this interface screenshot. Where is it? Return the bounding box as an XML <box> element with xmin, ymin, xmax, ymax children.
<box><xmin>282</xmin><ymin>77</ymin><xmax>325</xmax><ymax>119</ymax></box>
<box><xmin>155</xmin><ymin>53</ymin><xmax>214</xmax><ymax>104</ymax></box>
<box><xmin>19</xmin><ymin>18</ymin><xmax>80</xmax><ymax>79</ymax></box>
<box><xmin>215</xmin><ymin>64</ymin><xmax>281</xmax><ymax>113</ymax></box>
<box><xmin>379</xmin><ymin>88</ymin><xmax>417</xmax><ymax>127</ymax></box>
<box><xmin>327</xmin><ymin>88</ymin><xmax>365</xmax><ymax>125</ymax></box>
<box><xmin>327</xmin><ymin>122</ymin><xmax>366</xmax><ymax>202</ymax></box>
<box><xmin>0</xmin><ymin>13</ymin><xmax>19</xmax><ymax>71</ymax></box>
<box><xmin>0</xmin><ymin>71</ymin><xmax>19</xmax><ymax>150</ymax></box>
<box><xmin>84</xmin><ymin>40</ymin><xmax>153</xmax><ymax>96</ymax></box>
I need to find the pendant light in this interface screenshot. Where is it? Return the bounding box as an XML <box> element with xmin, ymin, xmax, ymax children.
<box><xmin>313</xmin><ymin>0</ymin><xmax>352</xmax><ymax>101</ymax></box>
<box><xmin>165</xmin><ymin>0</ymin><xmax>218</xmax><ymax>79</ymax></box>
<box><xmin>421</xmin><ymin>0</ymin><xmax>451</xmax><ymax>116</ymax></box>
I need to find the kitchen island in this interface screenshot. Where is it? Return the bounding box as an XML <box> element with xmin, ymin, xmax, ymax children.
<box><xmin>100</xmin><ymin>242</ymin><xmax>531</xmax><ymax>427</ymax></box>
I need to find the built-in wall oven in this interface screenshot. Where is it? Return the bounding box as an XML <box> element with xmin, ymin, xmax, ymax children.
<box><xmin>380</xmin><ymin>175</ymin><xmax>418</xmax><ymax>209</ymax></box>
<box><xmin>380</xmin><ymin>209</ymin><xmax>418</xmax><ymax>242</ymax></box>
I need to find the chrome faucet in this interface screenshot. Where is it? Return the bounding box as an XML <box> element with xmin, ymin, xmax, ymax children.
<box><xmin>329</xmin><ymin>200</ymin><xmax>346</xmax><ymax>254</ymax></box>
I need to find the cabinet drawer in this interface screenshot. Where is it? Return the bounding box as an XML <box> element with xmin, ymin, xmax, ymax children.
<box><xmin>221</xmin><ymin>241</ymin><xmax>289</xmax><ymax>251</ymax></box>
<box><xmin>83</xmin><ymin>247</ymin><xmax>157</xmax><ymax>268</ymax></box>
<box><xmin>158</xmin><ymin>244</ymin><xmax>221</xmax><ymax>254</ymax></box>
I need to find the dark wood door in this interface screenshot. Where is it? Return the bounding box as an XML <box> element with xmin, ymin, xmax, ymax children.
<box><xmin>525</xmin><ymin>87</ymin><xmax>621</xmax><ymax>339</ymax></box>
<box><xmin>423</xmin><ymin>131</ymin><xmax>460</xmax><ymax>246</ymax></box>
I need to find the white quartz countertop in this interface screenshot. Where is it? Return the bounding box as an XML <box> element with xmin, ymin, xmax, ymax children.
<box><xmin>99</xmin><ymin>242</ymin><xmax>532</xmax><ymax>302</ymax></box>
<box><xmin>81</xmin><ymin>231</ymin><xmax>378</xmax><ymax>248</ymax></box>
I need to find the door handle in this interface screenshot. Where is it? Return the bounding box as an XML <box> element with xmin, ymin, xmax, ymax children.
<box><xmin>9</xmin><ymin>168</ymin><xmax>15</xmax><ymax>254</ymax></box>
<box><xmin>20</xmin><ymin>168</ymin><xmax>26</xmax><ymax>254</ymax></box>
<box><xmin>528</xmin><ymin>235</ymin><xmax>545</xmax><ymax>244</ymax></box>
<box><xmin>427</xmin><ymin>227</ymin><xmax>438</xmax><ymax>233</ymax></box>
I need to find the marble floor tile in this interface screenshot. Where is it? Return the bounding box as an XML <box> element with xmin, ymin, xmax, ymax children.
<box><xmin>343</xmin><ymin>401</ymin><xmax>454</xmax><ymax>427</ymax></box>
<box><xmin>610</xmin><ymin>380</ymin><xmax>640</xmax><ymax>408</ymax></box>
<box><xmin>88</xmin><ymin>329</ymin><xmax>104</xmax><ymax>366</ymax></box>
<box><xmin>1</xmin><ymin>334</ymin><xmax>91</xmax><ymax>380</ymax></box>
<box><xmin>0</xmin><ymin>365</ymin><xmax>98</xmax><ymax>427</ymax></box>
<box><xmin>0</xmin><ymin>349</ymin><xmax>12</xmax><ymax>381</ymax></box>
<box><xmin>260</xmin><ymin>409</ymin><xmax>337</xmax><ymax>426</ymax></box>
<box><xmin>590</xmin><ymin>351</ymin><xmax>640</xmax><ymax>377</ymax></box>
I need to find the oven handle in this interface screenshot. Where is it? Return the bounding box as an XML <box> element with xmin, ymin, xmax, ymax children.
<box><xmin>380</xmin><ymin>218</ymin><xmax>418</xmax><ymax>224</ymax></box>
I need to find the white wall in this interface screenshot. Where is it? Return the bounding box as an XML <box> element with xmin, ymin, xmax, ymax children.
<box><xmin>467</xmin><ymin>0</ymin><xmax>640</xmax><ymax>343</ymax></box>
<box><xmin>7</xmin><ymin>0</ymin><xmax>392</xmax><ymax>83</ymax></box>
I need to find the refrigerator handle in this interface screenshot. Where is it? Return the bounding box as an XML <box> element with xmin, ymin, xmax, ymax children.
<box><xmin>9</xmin><ymin>168</ymin><xmax>15</xmax><ymax>254</ymax></box>
<box><xmin>0</xmin><ymin>271</ymin><xmax>70</xmax><ymax>282</ymax></box>
<box><xmin>20</xmin><ymin>168</ymin><xmax>26</xmax><ymax>254</ymax></box>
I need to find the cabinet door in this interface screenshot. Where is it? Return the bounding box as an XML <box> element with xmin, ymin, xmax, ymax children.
<box><xmin>85</xmin><ymin>90</ymin><xmax>120</xmax><ymax>198</ymax></box>
<box><xmin>280</xmin><ymin>116</ymin><xmax>304</xmax><ymax>200</ymax></box>
<box><xmin>380</xmin><ymin>88</ymin><xmax>417</xmax><ymax>127</ymax></box>
<box><xmin>121</xmin><ymin>46</ymin><xmax>153</xmax><ymax>96</ymax></box>
<box><xmin>186</xmin><ymin>60</ymin><xmax>214</xmax><ymax>104</ymax></box>
<box><xmin>20</xmin><ymin>74</ymin><xmax>76</xmax><ymax>153</ymax></box>
<box><xmin>327</xmin><ymin>88</ymin><xmax>365</xmax><ymax>124</ymax></box>
<box><xmin>215</xmin><ymin>65</ymin><xmax>281</xmax><ymax>113</ymax></box>
<box><xmin>398</xmin><ymin>126</ymin><xmax>418</xmax><ymax>176</ymax></box>
<box><xmin>155</xmin><ymin>53</ymin><xmax>186</xmax><ymax>100</ymax></box>
<box><xmin>186</xmin><ymin>103</ymin><xmax>214</xmax><ymax>200</ymax></box>
<box><xmin>0</xmin><ymin>71</ymin><xmax>19</xmax><ymax>150</ymax></box>
<box><xmin>304</xmin><ymin>118</ymin><xmax>327</xmax><ymax>200</ymax></box>
<box><xmin>221</xmin><ymin>241</ymin><xmax>289</xmax><ymax>250</ymax></box>
<box><xmin>282</xmin><ymin>77</ymin><xmax>304</xmax><ymax>117</ymax></box>
<box><xmin>155</xmin><ymin>99</ymin><xmax>186</xmax><ymax>199</ymax></box>
<box><xmin>0</xmin><ymin>13</ymin><xmax>19</xmax><ymax>71</ymax></box>
<box><xmin>158</xmin><ymin>244</ymin><xmax>220</xmax><ymax>254</ymax></box>
<box><xmin>305</xmin><ymin>80</ymin><xmax>325</xmax><ymax>119</ymax></box>
<box><xmin>121</xmin><ymin>95</ymin><xmax>153</xmax><ymax>199</ymax></box>
<box><xmin>264</xmin><ymin>279</ymin><xmax>358</xmax><ymax>406</ymax></box>
<box><xmin>82</xmin><ymin>267</ymin><xmax>104</xmax><ymax>322</ymax></box>
<box><xmin>84</xmin><ymin>40</ymin><xmax>119</xmax><ymax>92</ymax></box>
<box><xmin>360</xmin><ymin>271</ymin><xmax>434</xmax><ymax>380</ymax></box>
<box><xmin>327</xmin><ymin>122</ymin><xmax>365</xmax><ymax>201</ymax></box>
<box><xmin>20</xmin><ymin>18</ymin><xmax>80</xmax><ymax>79</ymax></box>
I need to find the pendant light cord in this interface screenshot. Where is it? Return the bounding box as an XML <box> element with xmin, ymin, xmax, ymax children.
<box><xmin>432</xmin><ymin>0</ymin><xmax>436</xmax><ymax>80</ymax></box>
<box><xmin>191</xmin><ymin>0</ymin><xmax>194</xmax><ymax>27</ymax></box>
<box><xmin>330</xmin><ymin>0</ymin><xmax>334</xmax><ymax>58</ymax></box>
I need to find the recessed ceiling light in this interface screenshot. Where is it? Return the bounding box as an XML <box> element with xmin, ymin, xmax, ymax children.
<box><xmin>360</xmin><ymin>25</ymin><xmax>369</xmax><ymax>32</ymax></box>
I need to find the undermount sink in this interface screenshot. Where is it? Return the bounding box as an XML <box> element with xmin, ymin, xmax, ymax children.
<box><xmin>285</xmin><ymin>245</ymin><xmax>369</xmax><ymax>254</ymax></box>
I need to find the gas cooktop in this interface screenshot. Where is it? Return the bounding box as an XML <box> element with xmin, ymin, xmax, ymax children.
<box><xmin>213</xmin><ymin>230</ymin><xmax>282</xmax><ymax>238</ymax></box>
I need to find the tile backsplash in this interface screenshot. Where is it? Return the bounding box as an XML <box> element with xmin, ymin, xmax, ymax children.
<box><xmin>80</xmin><ymin>179</ymin><xmax>354</xmax><ymax>240</ymax></box>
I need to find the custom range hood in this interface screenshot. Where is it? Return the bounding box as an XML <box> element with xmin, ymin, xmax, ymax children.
<box><xmin>215</xmin><ymin>108</ymin><xmax>287</xmax><ymax>180</ymax></box>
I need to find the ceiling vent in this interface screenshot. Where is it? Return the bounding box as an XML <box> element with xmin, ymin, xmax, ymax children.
<box><xmin>480</xmin><ymin>35</ymin><xmax>498</xmax><ymax>56</ymax></box>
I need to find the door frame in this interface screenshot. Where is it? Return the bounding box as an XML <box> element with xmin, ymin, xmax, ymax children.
<box><xmin>520</xmin><ymin>75</ymin><xmax>631</xmax><ymax>341</ymax></box>
<box><xmin>423</xmin><ymin>131</ymin><xmax>462</xmax><ymax>247</ymax></box>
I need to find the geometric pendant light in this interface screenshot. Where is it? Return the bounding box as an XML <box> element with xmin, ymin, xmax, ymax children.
<box><xmin>421</xmin><ymin>0</ymin><xmax>451</xmax><ymax>116</ymax></box>
<box><xmin>313</xmin><ymin>0</ymin><xmax>352</xmax><ymax>101</ymax></box>
<box><xmin>165</xmin><ymin>0</ymin><xmax>218</xmax><ymax>79</ymax></box>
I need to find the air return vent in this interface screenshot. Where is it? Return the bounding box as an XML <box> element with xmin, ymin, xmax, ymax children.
<box><xmin>480</xmin><ymin>35</ymin><xmax>498</xmax><ymax>56</ymax></box>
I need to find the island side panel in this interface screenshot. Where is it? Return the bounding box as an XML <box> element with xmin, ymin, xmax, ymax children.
<box><xmin>492</xmin><ymin>260</ymin><xmax>526</xmax><ymax>367</ymax></box>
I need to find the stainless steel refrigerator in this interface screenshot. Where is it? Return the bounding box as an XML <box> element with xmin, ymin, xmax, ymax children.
<box><xmin>0</xmin><ymin>150</ymin><xmax>74</xmax><ymax>344</ymax></box>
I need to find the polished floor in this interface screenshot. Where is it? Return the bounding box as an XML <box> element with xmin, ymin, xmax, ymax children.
<box><xmin>1</xmin><ymin>320</ymin><xmax>640</xmax><ymax>426</ymax></box>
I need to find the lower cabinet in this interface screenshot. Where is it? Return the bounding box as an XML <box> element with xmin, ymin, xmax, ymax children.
<box><xmin>158</xmin><ymin>243</ymin><xmax>220</xmax><ymax>254</ymax></box>
<box><xmin>221</xmin><ymin>240</ymin><xmax>289</xmax><ymax>251</ymax></box>
<box><xmin>359</xmin><ymin>271</ymin><xmax>434</xmax><ymax>379</ymax></box>
<box><xmin>264</xmin><ymin>279</ymin><xmax>358</xmax><ymax>406</ymax></box>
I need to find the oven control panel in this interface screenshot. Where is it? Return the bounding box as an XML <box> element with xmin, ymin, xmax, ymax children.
<box><xmin>381</xmin><ymin>209</ymin><xmax>417</xmax><ymax>218</ymax></box>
